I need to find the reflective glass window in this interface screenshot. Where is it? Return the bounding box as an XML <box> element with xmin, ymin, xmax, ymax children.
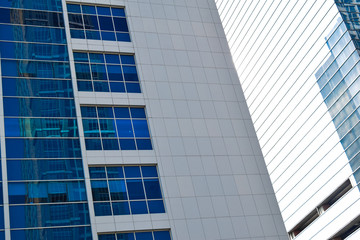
<box><xmin>81</xmin><ymin>106</ymin><xmax>152</xmax><ymax>151</ymax></box>
<box><xmin>74</xmin><ymin>52</ymin><xmax>141</xmax><ymax>93</ymax></box>
<box><xmin>89</xmin><ymin>165</ymin><xmax>164</xmax><ymax>216</ymax></box>
<box><xmin>66</xmin><ymin>4</ymin><xmax>130</xmax><ymax>42</ymax></box>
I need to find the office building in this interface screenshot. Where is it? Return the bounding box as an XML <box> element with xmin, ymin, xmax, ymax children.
<box><xmin>216</xmin><ymin>0</ymin><xmax>360</xmax><ymax>239</ymax></box>
<box><xmin>0</xmin><ymin>0</ymin><xmax>287</xmax><ymax>239</ymax></box>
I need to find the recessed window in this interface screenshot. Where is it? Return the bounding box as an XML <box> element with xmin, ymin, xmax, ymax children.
<box><xmin>89</xmin><ymin>165</ymin><xmax>165</xmax><ymax>216</ymax></box>
<box><xmin>98</xmin><ymin>230</ymin><xmax>171</xmax><ymax>240</ymax></box>
<box><xmin>67</xmin><ymin>4</ymin><xmax>130</xmax><ymax>42</ymax></box>
<box><xmin>74</xmin><ymin>52</ymin><xmax>141</xmax><ymax>93</ymax></box>
<box><xmin>81</xmin><ymin>106</ymin><xmax>152</xmax><ymax>150</ymax></box>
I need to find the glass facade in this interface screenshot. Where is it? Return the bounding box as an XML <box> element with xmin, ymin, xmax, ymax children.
<box><xmin>98</xmin><ymin>230</ymin><xmax>171</xmax><ymax>240</ymax></box>
<box><xmin>316</xmin><ymin>20</ymin><xmax>360</xmax><ymax>184</ymax></box>
<box><xmin>335</xmin><ymin>1</ymin><xmax>360</xmax><ymax>52</ymax></box>
<box><xmin>67</xmin><ymin>4</ymin><xmax>130</xmax><ymax>42</ymax></box>
<box><xmin>81</xmin><ymin>106</ymin><xmax>152</xmax><ymax>151</ymax></box>
<box><xmin>0</xmin><ymin>1</ymin><xmax>92</xmax><ymax>239</ymax></box>
<box><xmin>74</xmin><ymin>52</ymin><xmax>141</xmax><ymax>93</ymax></box>
<box><xmin>89</xmin><ymin>165</ymin><xmax>165</xmax><ymax>216</ymax></box>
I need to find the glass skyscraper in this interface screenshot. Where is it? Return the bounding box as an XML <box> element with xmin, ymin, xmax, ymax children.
<box><xmin>216</xmin><ymin>0</ymin><xmax>360</xmax><ymax>239</ymax></box>
<box><xmin>0</xmin><ymin>0</ymin><xmax>287</xmax><ymax>239</ymax></box>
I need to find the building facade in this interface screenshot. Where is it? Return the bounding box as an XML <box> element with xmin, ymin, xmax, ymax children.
<box><xmin>0</xmin><ymin>0</ymin><xmax>287</xmax><ymax>239</ymax></box>
<box><xmin>216</xmin><ymin>0</ymin><xmax>360</xmax><ymax>239</ymax></box>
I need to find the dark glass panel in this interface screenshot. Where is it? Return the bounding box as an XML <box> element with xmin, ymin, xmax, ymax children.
<box><xmin>107</xmin><ymin>166</ymin><xmax>124</xmax><ymax>178</ymax></box>
<box><xmin>123</xmin><ymin>66</ymin><xmax>139</xmax><ymax>81</ymax></box>
<box><xmin>109</xmin><ymin>180</ymin><xmax>127</xmax><ymax>200</ymax></box>
<box><xmin>8</xmin><ymin>181</ymin><xmax>86</xmax><ymax>204</ymax></box>
<box><xmin>97</xmin><ymin>107</ymin><xmax>114</xmax><ymax>118</ymax></box>
<box><xmin>81</xmin><ymin>106</ymin><xmax>97</xmax><ymax>118</ymax></box>
<box><xmin>67</xmin><ymin>4</ymin><xmax>81</xmax><ymax>13</ymax></box>
<box><xmin>148</xmin><ymin>200</ymin><xmax>165</xmax><ymax>213</ymax></box>
<box><xmin>112</xmin><ymin>201</ymin><xmax>130</xmax><ymax>215</ymax></box>
<box><xmin>82</xmin><ymin>5</ymin><xmax>96</xmax><ymax>14</ymax></box>
<box><xmin>102</xmin><ymin>139</ymin><xmax>119</xmax><ymax>150</ymax></box>
<box><xmin>141</xmin><ymin>166</ymin><xmax>158</xmax><ymax>178</ymax></box>
<box><xmin>98</xmin><ymin>16</ymin><xmax>114</xmax><ymax>31</ymax></box>
<box><xmin>114</xmin><ymin>107</ymin><xmax>130</xmax><ymax>118</ymax></box>
<box><xmin>0</xmin><ymin>24</ymin><xmax>67</xmax><ymax>43</ymax></box>
<box><xmin>5</xmin><ymin>118</ymin><xmax>78</xmax><ymax>138</ymax></box>
<box><xmin>135</xmin><ymin>232</ymin><xmax>152</xmax><ymax>240</ymax></box>
<box><xmin>3</xmin><ymin>97</ymin><xmax>76</xmax><ymax>117</ymax></box>
<box><xmin>153</xmin><ymin>231</ymin><xmax>171</xmax><ymax>240</ymax></box>
<box><xmin>119</xmin><ymin>139</ymin><xmax>136</xmax><ymax>150</ymax></box>
<box><xmin>97</xmin><ymin>6</ymin><xmax>111</xmax><ymax>16</ymax></box>
<box><xmin>124</xmin><ymin>166</ymin><xmax>141</xmax><ymax>178</ymax></box>
<box><xmin>116</xmin><ymin>119</ymin><xmax>134</xmax><ymax>137</ymax></box>
<box><xmin>77</xmin><ymin>80</ymin><xmax>93</xmax><ymax>91</ymax></box>
<box><xmin>120</xmin><ymin>55</ymin><xmax>135</xmax><ymax>65</ymax></box>
<box><xmin>101</xmin><ymin>31</ymin><xmax>116</xmax><ymax>41</ymax></box>
<box><xmin>70</xmin><ymin>29</ymin><xmax>85</xmax><ymax>39</ymax></box>
<box><xmin>130</xmin><ymin>108</ymin><xmax>146</xmax><ymax>118</ymax></box>
<box><xmin>133</xmin><ymin>120</ymin><xmax>150</xmax><ymax>138</ymax></box>
<box><xmin>10</xmin><ymin>226</ymin><xmax>92</xmax><ymax>240</ymax></box>
<box><xmin>73</xmin><ymin>52</ymin><xmax>88</xmax><ymax>62</ymax></box>
<box><xmin>98</xmin><ymin>234</ymin><xmax>116</xmax><ymax>240</ymax></box>
<box><xmin>144</xmin><ymin>179</ymin><xmax>162</xmax><ymax>199</ymax></box>
<box><xmin>82</xmin><ymin>119</ymin><xmax>100</xmax><ymax>137</ymax></box>
<box><xmin>2</xmin><ymin>78</ymin><xmax>74</xmax><ymax>98</ymax></box>
<box><xmin>4</xmin><ymin>9</ymin><xmax>65</xmax><ymax>27</ymax></box>
<box><xmin>7</xmin><ymin>159</ymin><xmax>84</xmax><ymax>180</ymax></box>
<box><xmin>113</xmin><ymin>18</ymin><xmax>128</xmax><ymax>32</ymax></box>
<box><xmin>1</xmin><ymin>59</ymin><xmax>71</xmax><ymax>79</ymax></box>
<box><xmin>68</xmin><ymin>14</ymin><xmax>84</xmax><ymax>29</ymax></box>
<box><xmin>105</xmin><ymin>54</ymin><xmax>120</xmax><ymax>64</ymax></box>
<box><xmin>93</xmin><ymin>202</ymin><xmax>111</xmax><ymax>216</ymax></box>
<box><xmin>109</xmin><ymin>82</ymin><xmax>125</xmax><ymax>92</ymax></box>
<box><xmin>130</xmin><ymin>201</ymin><xmax>147</xmax><ymax>214</ymax></box>
<box><xmin>6</xmin><ymin>138</ymin><xmax>81</xmax><ymax>159</ymax></box>
<box><xmin>116</xmin><ymin>32</ymin><xmax>131</xmax><ymax>42</ymax></box>
<box><xmin>126</xmin><ymin>83</ymin><xmax>141</xmax><ymax>94</ymax></box>
<box><xmin>83</xmin><ymin>14</ymin><xmax>99</xmax><ymax>30</ymax></box>
<box><xmin>117</xmin><ymin>233</ymin><xmax>135</xmax><ymax>240</ymax></box>
<box><xmin>75</xmin><ymin>63</ymin><xmax>91</xmax><ymax>79</ymax></box>
<box><xmin>0</xmin><ymin>208</ymin><xmax>3</xmax><ymax>229</ymax></box>
<box><xmin>85</xmin><ymin>30</ymin><xmax>101</xmax><ymax>40</ymax></box>
<box><xmin>9</xmin><ymin>203</ymin><xmax>90</xmax><ymax>228</ymax></box>
<box><xmin>0</xmin><ymin>0</ymin><xmax>63</xmax><ymax>11</ymax></box>
<box><xmin>99</xmin><ymin>119</ymin><xmax>116</xmax><ymax>137</ymax></box>
<box><xmin>112</xmin><ymin>8</ymin><xmax>125</xmax><ymax>17</ymax></box>
<box><xmin>136</xmin><ymin>139</ymin><xmax>152</xmax><ymax>150</ymax></box>
<box><xmin>89</xmin><ymin>167</ymin><xmax>106</xmax><ymax>179</ymax></box>
<box><xmin>107</xmin><ymin>65</ymin><xmax>123</xmax><ymax>81</ymax></box>
<box><xmin>93</xmin><ymin>81</ymin><xmax>109</xmax><ymax>92</ymax></box>
<box><xmin>91</xmin><ymin>64</ymin><xmax>107</xmax><ymax>80</ymax></box>
<box><xmin>89</xmin><ymin>53</ymin><xmax>104</xmax><ymax>63</ymax></box>
<box><xmin>91</xmin><ymin>180</ymin><xmax>109</xmax><ymax>201</ymax></box>
<box><xmin>126</xmin><ymin>179</ymin><xmax>145</xmax><ymax>200</ymax></box>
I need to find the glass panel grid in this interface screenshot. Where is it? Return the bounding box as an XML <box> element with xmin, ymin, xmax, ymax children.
<box><xmin>98</xmin><ymin>230</ymin><xmax>171</xmax><ymax>240</ymax></box>
<box><xmin>67</xmin><ymin>4</ymin><xmax>130</xmax><ymax>42</ymax></box>
<box><xmin>89</xmin><ymin>165</ymin><xmax>164</xmax><ymax>216</ymax></box>
<box><xmin>81</xmin><ymin>106</ymin><xmax>152</xmax><ymax>151</ymax></box>
<box><xmin>74</xmin><ymin>52</ymin><xmax>141</xmax><ymax>93</ymax></box>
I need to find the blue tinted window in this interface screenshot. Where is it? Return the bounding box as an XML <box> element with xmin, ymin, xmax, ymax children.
<box><xmin>7</xmin><ymin>160</ymin><xmax>84</xmax><ymax>181</ymax></box>
<box><xmin>9</xmin><ymin>203</ymin><xmax>90</xmax><ymax>228</ymax></box>
<box><xmin>94</xmin><ymin>202</ymin><xmax>111</xmax><ymax>216</ymax></box>
<box><xmin>74</xmin><ymin>52</ymin><xmax>139</xmax><ymax>93</ymax></box>
<box><xmin>81</xmin><ymin>106</ymin><xmax>151</xmax><ymax>151</ymax></box>
<box><xmin>154</xmin><ymin>231</ymin><xmax>171</xmax><ymax>240</ymax></box>
<box><xmin>67</xmin><ymin>4</ymin><xmax>81</xmax><ymax>13</ymax></box>
<box><xmin>11</xmin><ymin>226</ymin><xmax>92</xmax><ymax>240</ymax></box>
<box><xmin>89</xmin><ymin>165</ymin><xmax>164</xmax><ymax>216</ymax></box>
<box><xmin>124</xmin><ymin>166</ymin><xmax>141</xmax><ymax>178</ymax></box>
<box><xmin>136</xmin><ymin>232</ymin><xmax>152</xmax><ymax>240</ymax></box>
<box><xmin>67</xmin><ymin>4</ymin><xmax>130</xmax><ymax>42</ymax></box>
<box><xmin>141</xmin><ymin>166</ymin><xmax>158</xmax><ymax>178</ymax></box>
<box><xmin>117</xmin><ymin>233</ymin><xmax>135</xmax><ymax>240</ymax></box>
